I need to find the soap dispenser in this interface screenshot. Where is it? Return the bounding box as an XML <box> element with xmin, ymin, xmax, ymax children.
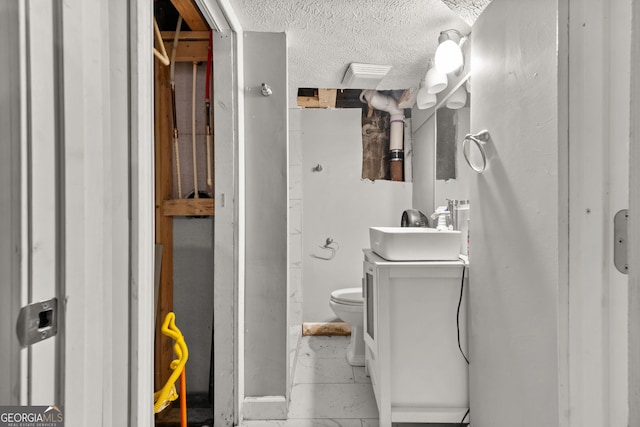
<box><xmin>430</xmin><ymin>206</ymin><xmax>451</xmax><ymax>231</ymax></box>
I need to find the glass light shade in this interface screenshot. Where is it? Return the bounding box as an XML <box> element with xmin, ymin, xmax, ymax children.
<box><xmin>416</xmin><ymin>86</ymin><xmax>437</xmax><ymax>109</ymax></box>
<box><xmin>435</xmin><ymin>39</ymin><xmax>464</xmax><ymax>74</ymax></box>
<box><xmin>446</xmin><ymin>85</ymin><xmax>467</xmax><ymax>109</ymax></box>
<box><xmin>425</xmin><ymin>67</ymin><xmax>448</xmax><ymax>94</ymax></box>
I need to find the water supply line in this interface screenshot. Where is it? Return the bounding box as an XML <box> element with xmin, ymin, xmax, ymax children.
<box><xmin>191</xmin><ymin>61</ymin><xmax>199</xmax><ymax>198</ymax></box>
<box><xmin>170</xmin><ymin>16</ymin><xmax>183</xmax><ymax>198</ymax></box>
<box><xmin>360</xmin><ymin>90</ymin><xmax>405</xmax><ymax>181</ymax></box>
<box><xmin>205</xmin><ymin>30</ymin><xmax>213</xmax><ymax>194</ymax></box>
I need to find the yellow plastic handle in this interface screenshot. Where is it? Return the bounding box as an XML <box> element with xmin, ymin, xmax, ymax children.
<box><xmin>153</xmin><ymin>312</ymin><xmax>189</xmax><ymax>414</ymax></box>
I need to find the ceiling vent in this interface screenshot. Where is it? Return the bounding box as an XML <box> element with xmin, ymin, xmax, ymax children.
<box><xmin>342</xmin><ymin>63</ymin><xmax>392</xmax><ymax>89</ymax></box>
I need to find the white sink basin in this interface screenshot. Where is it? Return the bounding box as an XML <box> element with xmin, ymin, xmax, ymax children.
<box><xmin>369</xmin><ymin>227</ymin><xmax>462</xmax><ymax>261</ymax></box>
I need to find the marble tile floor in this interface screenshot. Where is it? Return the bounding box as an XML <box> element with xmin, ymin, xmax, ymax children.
<box><xmin>242</xmin><ymin>336</ymin><xmax>465</xmax><ymax>427</ymax></box>
<box><xmin>243</xmin><ymin>336</ymin><xmax>379</xmax><ymax>427</ymax></box>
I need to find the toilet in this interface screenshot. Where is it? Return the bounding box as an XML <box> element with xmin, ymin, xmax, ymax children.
<box><xmin>329</xmin><ymin>287</ymin><xmax>365</xmax><ymax>366</ymax></box>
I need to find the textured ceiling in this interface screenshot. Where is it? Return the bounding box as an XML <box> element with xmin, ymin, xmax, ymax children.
<box><xmin>442</xmin><ymin>0</ymin><xmax>492</xmax><ymax>25</ymax></box>
<box><xmin>227</xmin><ymin>0</ymin><xmax>474</xmax><ymax>102</ymax></box>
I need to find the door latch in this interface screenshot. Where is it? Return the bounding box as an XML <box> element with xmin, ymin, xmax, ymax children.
<box><xmin>16</xmin><ymin>298</ymin><xmax>58</xmax><ymax>347</ymax></box>
<box><xmin>614</xmin><ymin>209</ymin><xmax>629</xmax><ymax>275</ymax></box>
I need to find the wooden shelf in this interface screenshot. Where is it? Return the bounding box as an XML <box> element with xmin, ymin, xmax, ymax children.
<box><xmin>162</xmin><ymin>198</ymin><xmax>214</xmax><ymax>217</ymax></box>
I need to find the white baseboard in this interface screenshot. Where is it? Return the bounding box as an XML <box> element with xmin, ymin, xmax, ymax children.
<box><xmin>242</xmin><ymin>396</ymin><xmax>288</xmax><ymax>420</ymax></box>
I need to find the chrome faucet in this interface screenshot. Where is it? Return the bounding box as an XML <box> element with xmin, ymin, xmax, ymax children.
<box><xmin>446</xmin><ymin>199</ymin><xmax>469</xmax><ymax>231</ymax></box>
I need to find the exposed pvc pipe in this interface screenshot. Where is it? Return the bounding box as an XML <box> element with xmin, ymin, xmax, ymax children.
<box><xmin>389</xmin><ymin>114</ymin><xmax>405</xmax><ymax>151</ymax></box>
<box><xmin>360</xmin><ymin>91</ymin><xmax>405</xmax><ymax>149</ymax></box>
<box><xmin>359</xmin><ymin>90</ymin><xmax>403</xmax><ymax>115</ymax></box>
<box><xmin>360</xmin><ymin>90</ymin><xmax>406</xmax><ymax>180</ymax></box>
<box><xmin>153</xmin><ymin>18</ymin><xmax>170</xmax><ymax>66</ymax></box>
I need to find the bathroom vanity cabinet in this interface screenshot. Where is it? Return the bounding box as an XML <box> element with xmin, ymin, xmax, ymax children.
<box><xmin>363</xmin><ymin>250</ymin><xmax>469</xmax><ymax>426</ymax></box>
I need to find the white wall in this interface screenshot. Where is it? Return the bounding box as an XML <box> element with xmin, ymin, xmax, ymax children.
<box><xmin>211</xmin><ymin>29</ymin><xmax>237</xmax><ymax>427</ymax></box>
<box><xmin>288</xmin><ymin>108</ymin><xmax>303</xmax><ymax>376</ymax></box>
<box><xmin>301</xmin><ymin>109</ymin><xmax>412</xmax><ymax>322</ymax></box>
<box><xmin>243</xmin><ymin>32</ymin><xmax>288</xmax><ymax>400</ymax></box>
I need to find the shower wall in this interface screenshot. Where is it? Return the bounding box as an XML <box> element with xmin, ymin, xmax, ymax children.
<box><xmin>298</xmin><ymin>108</ymin><xmax>412</xmax><ymax>322</ymax></box>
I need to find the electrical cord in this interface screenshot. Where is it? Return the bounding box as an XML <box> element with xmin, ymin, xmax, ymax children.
<box><xmin>457</xmin><ymin>263</ymin><xmax>469</xmax><ymax>365</ymax></box>
<box><xmin>456</xmin><ymin>260</ymin><xmax>470</xmax><ymax>426</ymax></box>
<box><xmin>460</xmin><ymin>408</ymin><xmax>470</xmax><ymax>426</ymax></box>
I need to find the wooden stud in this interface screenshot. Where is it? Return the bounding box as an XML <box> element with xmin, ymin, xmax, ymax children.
<box><xmin>318</xmin><ymin>89</ymin><xmax>337</xmax><ymax>108</ymax></box>
<box><xmin>297</xmin><ymin>95</ymin><xmax>320</xmax><ymax>108</ymax></box>
<box><xmin>163</xmin><ymin>40</ymin><xmax>209</xmax><ymax>63</ymax></box>
<box><xmin>162</xmin><ymin>198</ymin><xmax>215</xmax><ymax>216</ymax></box>
<box><xmin>161</xmin><ymin>31</ymin><xmax>210</xmax><ymax>41</ymax></box>
<box><xmin>302</xmin><ymin>322</ymin><xmax>352</xmax><ymax>336</ymax></box>
<box><xmin>170</xmin><ymin>0</ymin><xmax>208</xmax><ymax>31</ymax></box>
<box><xmin>297</xmin><ymin>89</ymin><xmax>337</xmax><ymax>109</ymax></box>
<box><xmin>397</xmin><ymin>88</ymin><xmax>415</xmax><ymax>109</ymax></box>
<box><xmin>154</xmin><ymin>58</ymin><xmax>174</xmax><ymax>392</ymax></box>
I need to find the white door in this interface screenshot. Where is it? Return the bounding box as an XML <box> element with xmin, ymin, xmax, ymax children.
<box><xmin>0</xmin><ymin>0</ymin><xmax>63</xmax><ymax>407</ymax></box>
<box><xmin>1</xmin><ymin>3</ymin><xmax>137</xmax><ymax>424</ymax></box>
<box><xmin>468</xmin><ymin>0</ymin><xmax>566</xmax><ymax>425</ymax></box>
<box><xmin>470</xmin><ymin>0</ymin><xmax>630</xmax><ymax>426</ymax></box>
<box><xmin>0</xmin><ymin>0</ymin><xmax>26</xmax><ymax>406</ymax></box>
<box><xmin>565</xmin><ymin>0</ymin><xmax>631</xmax><ymax>425</ymax></box>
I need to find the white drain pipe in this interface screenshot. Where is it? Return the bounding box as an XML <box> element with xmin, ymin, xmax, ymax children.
<box><xmin>360</xmin><ymin>90</ymin><xmax>405</xmax><ymax>181</ymax></box>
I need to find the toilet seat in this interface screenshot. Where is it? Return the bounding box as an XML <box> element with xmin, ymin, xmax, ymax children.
<box><xmin>330</xmin><ymin>287</ymin><xmax>363</xmax><ymax>306</ymax></box>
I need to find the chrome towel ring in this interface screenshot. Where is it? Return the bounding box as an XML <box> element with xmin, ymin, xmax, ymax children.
<box><xmin>462</xmin><ymin>130</ymin><xmax>491</xmax><ymax>173</ymax></box>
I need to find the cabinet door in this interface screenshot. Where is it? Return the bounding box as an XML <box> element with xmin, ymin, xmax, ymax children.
<box><xmin>363</xmin><ymin>262</ymin><xmax>377</xmax><ymax>354</ymax></box>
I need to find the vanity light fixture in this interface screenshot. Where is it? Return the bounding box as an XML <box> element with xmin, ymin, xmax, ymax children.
<box><xmin>435</xmin><ymin>29</ymin><xmax>467</xmax><ymax>74</ymax></box>
<box><xmin>445</xmin><ymin>85</ymin><xmax>467</xmax><ymax>109</ymax></box>
<box><xmin>425</xmin><ymin>58</ymin><xmax>448</xmax><ymax>94</ymax></box>
<box><xmin>416</xmin><ymin>79</ymin><xmax>437</xmax><ymax>109</ymax></box>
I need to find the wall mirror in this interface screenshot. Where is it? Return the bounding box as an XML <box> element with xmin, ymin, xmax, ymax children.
<box><xmin>433</xmin><ymin>78</ymin><xmax>471</xmax><ymax>210</ymax></box>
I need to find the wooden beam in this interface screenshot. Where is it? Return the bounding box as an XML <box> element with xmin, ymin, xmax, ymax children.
<box><xmin>318</xmin><ymin>89</ymin><xmax>337</xmax><ymax>108</ymax></box>
<box><xmin>161</xmin><ymin>31</ymin><xmax>210</xmax><ymax>41</ymax></box>
<box><xmin>162</xmin><ymin>198</ymin><xmax>215</xmax><ymax>216</ymax></box>
<box><xmin>297</xmin><ymin>89</ymin><xmax>338</xmax><ymax>108</ymax></box>
<box><xmin>170</xmin><ymin>0</ymin><xmax>208</xmax><ymax>31</ymax></box>
<box><xmin>163</xmin><ymin>40</ymin><xmax>208</xmax><ymax>62</ymax></box>
<box><xmin>154</xmin><ymin>58</ymin><xmax>174</xmax><ymax>392</ymax></box>
<box><xmin>397</xmin><ymin>88</ymin><xmax>416</xmax><ymax>109</ymax></box>
<box><xmin>297</xmin><ymin>95</ymin><xmax>320</xmax><ymax>108</ymax></box>
<box><xmin>302</xmin><ymin>322</ymin><xmax>351</xmax><ymax>336</ymax></box>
